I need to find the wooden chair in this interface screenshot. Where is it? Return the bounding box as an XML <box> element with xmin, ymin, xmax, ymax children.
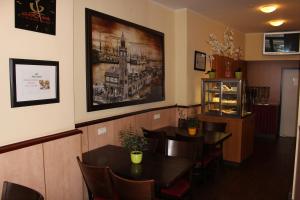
<box><xmin>1</xmin><ymin>181</ymin><xmax>44</xmax><ymax>200</ymax></box>
<box><xmin>160</xmin><ymin>138</ymin><xmax>202</xmax><ymax>199</ymax></box>
<box><xmin>142</xmin><ymin>128</ymin><xmax>165</xmax><ymax>154</ymax></box>
<box><xmin>109</xmin><ymin>169</ymin><xmax>157</xmax><ymax>200</ymax></box>
<box><xmin>202</xmin><ymin>121</ymin><xmax>227</xmax><ymax>158</ymax></box>
<box><xmin>76</xmin><ymin>157</ymin><xmax>115</xmax><ymax>200</ymax></box>
<box><xmin>178</xmin><ymin>118</ymin><xmax>188</xmax><ymax>129</ymax></box>
<box><xmin>202</xmin><ymin>121</ymin><xmax>227</xmax><ymax>177</ymax></box>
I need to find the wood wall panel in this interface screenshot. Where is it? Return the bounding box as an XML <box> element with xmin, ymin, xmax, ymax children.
<box><xmin>113</xmin><ymin>116</ymin><xmax>136</xmax><ymax>145</ymax></box>
<box><xmin>43</xmin><ymin>135</ymin><xmax>83</xmax><ymax>200</ymax></box>
<box><xmin>135</xmin><ymin>112</ymin><xmax>152</xmax><ymax>130</ymax></box>
<box><xmin>169</xmin><ymin>107</ymin><xmax>177</xmax><ymax>127</ymax></box>
<box><xmin>79</xmin><ymin>127</ymin><xmax>88</xmax><ymax>153</ymax></box>
<box><xmin>87</xmin><ymin>121</ymin><xmax>115</xmax><ymax>151</ymax></box>
<box><xmin>0</xmin><ymin>145</ymin><xmax>45</xmax><ymax>197</ymax></box>
<box><xmin>151</xmin><ymin>109</ymin><xmax>170</xmax><ymax>130</ymax></box>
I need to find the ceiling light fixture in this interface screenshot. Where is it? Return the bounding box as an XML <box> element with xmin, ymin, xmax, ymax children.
<box><xmin>269</xmin><ymin>19</ymin><xmax>285</xmax><ymax>26</ymax></box>
<box><xmin>259</xmin><ymin>4</ymin><xmax>278</xmax><ymax>13</ymax></box>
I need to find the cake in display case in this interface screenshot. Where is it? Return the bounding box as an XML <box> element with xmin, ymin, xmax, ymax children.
<box><xmin>201</xmin><ymin>79</ymin><xmax>250</xmax><ymax>117</ymax></box>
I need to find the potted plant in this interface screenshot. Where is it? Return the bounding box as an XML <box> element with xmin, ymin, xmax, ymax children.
<box><xmin>235</xmin><ymin>67</ymin><xmax>242</xmax><ymax>79</ymax></box>
<box><xmin>187</xmin><ymin>118</ymin><xmax>199</xmax><ymax>136</ymax></box>
<box><xmin>205</xmin><ymin>68</ymin><xmax>216</xmax><ymax>79</ymax></box>
<box><xmin>119</xmin><ymin>128</ymin><xmax>147</xmax><ymax>164</ymax></box>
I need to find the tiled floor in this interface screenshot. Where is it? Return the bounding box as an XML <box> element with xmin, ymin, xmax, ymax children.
<box><xmin>192</xmin><ymin>137</ymin><xmax>296</xmax><ymax>200</ymax></box>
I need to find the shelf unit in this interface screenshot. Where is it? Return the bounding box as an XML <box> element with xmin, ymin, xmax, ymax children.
<box><xmin>202</xmin><ymin>79</ymin><xmax>249</xmax><ymax>117</ymax></box>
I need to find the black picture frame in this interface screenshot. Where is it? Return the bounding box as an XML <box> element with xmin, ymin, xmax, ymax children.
<box><xmin>194</xmin><ymin>51</ymin><xmax>206</xmax><ymax>71</ymax></box>
<box><xmin>10</xmin><ymin>58</ymin><xmax>59</xmax><ymax>107</ymax></box>
<box><xmin>86</xmin><ymin>8</ymin><xmax>165</xmax><ymax>112</ymax></box>
<box><xmin>15</xmin><ymin>0</ymin><xmax>56</xmax><ymax>35</ymax></box>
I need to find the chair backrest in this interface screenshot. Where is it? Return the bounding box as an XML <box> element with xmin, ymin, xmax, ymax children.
<box><xmin>202</xmin><ymin>121</ymin><xmax>227</xmax><ymax>132</ymax></box>
<box><xmin>142</xmin><ymin>128</ymin><xmax>165</xmax><ymax>154</ymax></box>
<box><xmin>178</xmin><ymin>118</ymin><xmax>188</xmax><ymax>129</ymax></box>
<box><xmin>110</xmin><ymin>170</ymin><xmax>155</xmax><ymax>200</ymax></box>
<box><xmin>165</xmin><ymin>138</ymin><xmax>203</xmax><ymax>161</ymax></box>
<box><xmin>1</xmin><ymin>181</ymin><xmax>44</xmax><ymax>200</ymax></box>
<box><xmin>76</xmin><ymin>157</ymin><xmax>113</xmax><ymax>199</ymax></box>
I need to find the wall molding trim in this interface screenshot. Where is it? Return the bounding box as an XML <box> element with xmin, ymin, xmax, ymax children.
<box><xmin>177</xmin><ymin>104</ymin><xmax>201</xmax><ymax>108</ymax></box>
<box><xmin>75</xmin><ymin>105</ymin><xmax>178</xmax><ymax>128</ymax></box>
<box><xmin>0</xmin><ymin>129</ymin><xmax>82</xmax><ymax>154</ymax></box>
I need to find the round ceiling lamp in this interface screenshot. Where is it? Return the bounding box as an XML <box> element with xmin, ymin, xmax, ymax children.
<box><xmin>259</xmin><ymin>4</ymin><xmax>278</xmax><ymax>13</ymax></box>
<box><xmin>269</xmin><ymin>19</ymin><xmax>285</xmax><ymax>26</ymax></box>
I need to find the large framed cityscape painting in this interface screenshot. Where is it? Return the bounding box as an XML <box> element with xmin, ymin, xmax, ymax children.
<box><xmin>85</xmin><ymin>8</ymin><xmax>165</xmax><ymax>111</ymax></box>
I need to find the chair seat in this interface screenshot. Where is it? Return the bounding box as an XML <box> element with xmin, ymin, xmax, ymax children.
<box><xmin>160</xmin><ymin>179</ymin><xmax>190</xmax><ymax>198</ymax></box>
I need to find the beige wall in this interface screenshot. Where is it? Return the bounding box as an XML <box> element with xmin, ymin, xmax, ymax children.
<box><xmin>0</xmin><ymin>0</ymin><xmax>75</xmax><ymax>146</ymax></box>
<box><xmin>174</xmin><ymin>9</ymin><xmax>245</xmax><ymax>105</ymax></box>
<box><xmin>245</xmin><ymin>33</ymin><xmax>300</xmax><ymax>61</ymax></box>
<box><xmin>74</xmin><ymin>0</ymin><xmax>176</xmax><ymax>123</ymax></box>
<box><xmin>174</xmin><ymin>9</ymin><xmax>188</xmax><ymax>105</ymax></box>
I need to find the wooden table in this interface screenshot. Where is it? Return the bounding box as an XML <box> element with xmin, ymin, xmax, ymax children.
<box><xmin>82</xmin><ymin>145</ymin><xmax>194</xmax><ymax>188</ymax></box>
<box><xmin>155</xmin><ymin>126</ymin><xmax>232</xmax><ymax>145</ymax></box>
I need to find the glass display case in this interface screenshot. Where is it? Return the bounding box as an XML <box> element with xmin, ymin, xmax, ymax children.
<box><xmin>201</xmin><ymin>79</ymin><xmax>250</xmax><ymax>117</ymax></box>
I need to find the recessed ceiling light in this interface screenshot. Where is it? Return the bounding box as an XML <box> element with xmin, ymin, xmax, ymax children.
<box><xmin>269</xmin><ymin>19</ymin><xmax>285</xmax><ymax>26</ymax></box>
<box><xmin>259</xmin><ymin>4</ymin><xmax>278</xmax><ymax>13</ymax></box>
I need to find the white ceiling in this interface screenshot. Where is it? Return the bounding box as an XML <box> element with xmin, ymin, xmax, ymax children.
<box><xmin>152</xmin><ymin>0</ymin><xmax>300</xmax><ymax>33</ymax></box>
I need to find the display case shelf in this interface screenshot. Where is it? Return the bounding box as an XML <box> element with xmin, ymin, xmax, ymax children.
<box><xmin>201</xmin><ymin>78</ymin><xmax>249</xmax><ymax>117</ymax></box>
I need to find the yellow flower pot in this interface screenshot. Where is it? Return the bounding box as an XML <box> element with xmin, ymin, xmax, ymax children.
<box><xmin>188</xmin><ymin>128</ymin><xmax>197</xmax><ymax>136</ymax></box>
<box><xmin>208</xmin><ymin>72</ymin><xmax>216</xmax><ymax>79</ymax></box>
<box><xmin>130</xmin><ymin>151</ymin><xmax>143</xmax><ymax>164</ymax></box>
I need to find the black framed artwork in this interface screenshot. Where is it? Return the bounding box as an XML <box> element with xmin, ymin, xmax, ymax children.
<box><xmin>10</xmin><ymin>58</ymin><xmax>59</xmax><ymax>107</ymax></box>
<box><xmin>85</xmin><ymin>8</ymin><xmax>165</xmax><ymax>112</ymax></box>
<box><xmin>194</xmin><ymin>51</ymin><xmax>206</xmax><ymax>71</ymax></box>
<box><xmin>15</xmin><ymin>0</ymin><xmax>56</xmax><ymax>35</ymax></box>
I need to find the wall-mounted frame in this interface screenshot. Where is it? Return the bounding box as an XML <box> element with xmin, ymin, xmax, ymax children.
<box><xmin>15</xmin><ymin>0</ymin><xmax>56</xmax><ymax>35</ymax></box>
<box><xmin>10</xmin><ymin>58</ymin><xmax>59</xmax><ymax>107</ymax></box>
<box><xmin>194</xmin><ymin>51</ymin><xmax>206</xmax><ymax>71</ymax></box>
<box><xmin>86</xmin><ymin>8</ymin><xmax>165</xmax><ymax>112</ymax></box>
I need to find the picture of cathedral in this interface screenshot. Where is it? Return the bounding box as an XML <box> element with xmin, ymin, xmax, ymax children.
<box><xmin>86</xmin><ymin>9</ymin><xmax>164</xmax><ymax>110</ymax></box>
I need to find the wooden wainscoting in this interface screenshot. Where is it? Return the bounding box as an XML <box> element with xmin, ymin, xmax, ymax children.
<box><xmin>0</xmin><ymin>105</ymin><xmax>180</xmax><ymax>200</ymax></box>
<box><xmin>0</xmin><ymin>144</ymin><xmax>46</xmax><ymax>196</ymax></box>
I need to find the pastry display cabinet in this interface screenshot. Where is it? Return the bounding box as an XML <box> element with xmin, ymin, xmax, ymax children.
<box><xmin>201</xmin><ymin>79</ymin><xmax>249</xmax><ymax>117</ymax></box>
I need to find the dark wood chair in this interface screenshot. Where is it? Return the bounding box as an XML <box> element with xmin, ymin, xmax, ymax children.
<box><xmin>178</xmin><ymin>118</ymin><xmax>200</xmax><ymax>129</ymax></box>
<box><xmin>109</xmin><ymin>169</ymin><xmax>157</xmax><ymax>200</ymax></box>
<box><xmin>178</xmin><ymin>118</ymin><xmax>188</xmax><ymax>129</ymax></box>
<box><xmin>142</xmin><ymin>128</ymin><xmax>165</xmax><ymax>154</ymax></box>
<box><xmin>76</xmin><ymin>157</ymin><xmax>115</xmax><ymax>200</ymax></box>
<box><xmin>202</xmin><ymin>121</ymin><xmax>226</xmax><ymax>133</ymax></box>
<box><xmin>160</xmin><ymin>138</ymin><xmax>202</xmax><ymax>199</ymax></box>
<box><xmin>1</xmin><ymin>181</ymin><xmax>44</xmax><ymax>200</ymax></box>
<box><xmin>202</xmin><ymin>121</ymin><xmax>227</xmax><ymax>177</ymax></box>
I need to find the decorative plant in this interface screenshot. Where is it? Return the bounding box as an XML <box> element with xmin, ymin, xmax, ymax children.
<box><xmin>187</xmin><ymin>118</ymin><xmax>199</xmax><ymax>128</ymax></box>
<box><xmin>119</xmin><ymin>127</ymin><xmax>147</xmax><ymax>152</ymax></box>
<box><xmin>235</xmin><ymin>67</ymin><xmax>242</xmax><ymax>72</ymax></box>
<box><xmin>178</xmin><ymin>108</ymin><xmax>187</xmax><ymax>119</ymax></box>
<box><xmin>205</xmin><ymin>68</ymin><xmax>216</xmax><ymax>74</ymax></box>
<box><xmin>207</xmin><ymin>27</ymin><xmax>242</xmax><ymax>60</ymax></box>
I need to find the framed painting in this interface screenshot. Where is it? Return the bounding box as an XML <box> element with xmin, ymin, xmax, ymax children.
<box><xmin>85</xmin><ymin>8</ymin><xmax>165</xmax><ymax>111</ymax></box>
<box><xmin>10</xmin><ymin>58</ymin><xmax>59</xmax><ymax>107</ymax></box>
<box><xmin>194</xmin><ymin>51</ymin><xmax>206</xmax><ymax>71</ymax></box>
<box><xmin>15</xmin><ymin>0</ymin><xmax>56</xmax><ymax>35</ymax></box>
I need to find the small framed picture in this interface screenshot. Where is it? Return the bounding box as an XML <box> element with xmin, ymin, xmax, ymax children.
<box><xmin>194</xmin><ymin>51</ymin><xmax>206</xmax><ymax>71</ymax></box>
<box><xmin>15</xmin><ymin>0</ymin><xmax>56</xmax><ymax>35</ymax></box>
<box><xmin>10</xmin><ymin>58</ymin><xmax>59</xmax><ymax>107</ymax></box>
